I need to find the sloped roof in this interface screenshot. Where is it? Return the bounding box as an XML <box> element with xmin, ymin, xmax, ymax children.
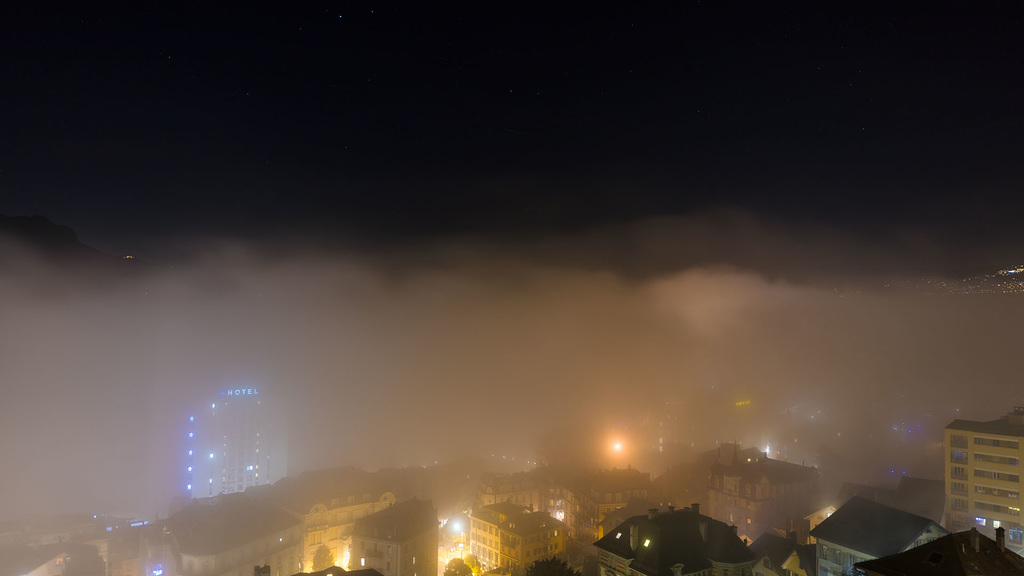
<box><xmin>352</xmin><ymin>499</ymin><xmax>437</xmax><ymax>541</ymax></box>
<box><xmin>477</xmin><ymin>502</ymin><xmax>530</xmax><ymax>521</ymax></box>
<box><xmin>595</xmin><ymin>507</ymin><xmax>753</xmax><ymax>576</ymax></box>
<box><xmin>854</xmin><ymin>529</ymin><xmax>1024</xmax><ymax>576</ymax></box>
<box><xmin>794</xmin><ymin>544</ymin><xmax>817</xmax><ymax>576</ymax></box>
<box><xmin>599</xmin><ymin>498</ymin><xmax>663</xmax><ymax>534</ymax></box>
<box><xmin>169</xmin><ymin>493</ymin><xmax>302</xmax><ymax>556</ymax></box>
<box><xmin>947</xmin><ymin>416</ymin><xmax>1024</xmax><ymax>437</ymax></box>
<box><xmin>810</xmin><ymin>496</ymin><xmax>946</xmax><ymax>557</ymax></box>
<box><xmin>711</xmin><ymin>456</ymin><xmax>818</xmax><ymax>486</ymax></box>
<box><xmin>504</xmin><ymin>512</ymin><xmax>567</xmax><ymax>537</ymax></box>
<box><xmin>749</xmin><ymin>533</ymin><xmax>796</xmax><ymax>571</ymax></box>
<box><xmin>261</xmin><ymin>467</ymin><xmax>389</xmax><ymax>515</ymax></box>
<box><xmin>835</xmin><ymin>477</ymin><xmax>946</xmax><ymax>524</ymax></box>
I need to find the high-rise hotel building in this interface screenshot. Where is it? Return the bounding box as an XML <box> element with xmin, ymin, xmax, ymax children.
<box><xmin>945</xmin><ymin>407</ymin><xmax>1024</xmax><ymax>551</ymax></box>
<box><xmin>184</xmin><ymin>386</ymin><xmax>287</xmax><ymax>498</ymax></box>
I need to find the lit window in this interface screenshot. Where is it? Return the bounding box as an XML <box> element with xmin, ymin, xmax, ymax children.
<box><xmin>188</xmin><ymin>450</ymin><xmax>193</xmax><ymax>456</ymax></box>
<box><xmin>361</xmin><ymin>558</ymin><xmax>365</xmax><ymax>567</ymax></box>
<box><xmin>188</xmin><ymin>432</ymin><xmax>194</xmax><ymax>438</ymax></box>
<box><xmin>186</xmin><ymin>483</ymin><xmax>192</xmax><ymax>490</ymax></box>
<box><xmin>187</xmin><ymin>466</ymin><xmax>192</xmax><ymax>472</ymax></box>
<box><xmin>643</xmin><ymin>539</ymin><xmax>651</xmax><ymax>547</ymax></box>
<box><xmin>209</xmin><ymin>453</ymin><xmax>214</xmax><ymax>459</ymax></box>
<box><xmin>189</xmin><ymin>416</ymin><xmax>195</xmax><ymax>422</ymax></box>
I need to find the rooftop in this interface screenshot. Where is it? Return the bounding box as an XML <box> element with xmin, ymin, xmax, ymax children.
<box><xmin>352</xmin><ymin>498</ymin><xmax>437</xmax><ymax>541</ymax></box>
<box><xmin>810</xmin><ymin>496</ymin><xmax>946</xmax><ymax>558</ymax></box>
<box><xmin>748</xmin><ymin>532</ymin><xmax>797</xmax><ymax>570</ymax></box>
<box><xmin>854</xmin><ymin>528</ymin><xmax>1024</xmax><ymax>576</ymax></box>
<box><xmin>595</xmin><ymin>506</ymin><xmax>753</xmax><ymax>576</ymax></box>
<box><xmin>947</xmin><ymin>414</ymin><xmax>1024</xmax><ymax>438</ymax></box>
<box><xmin>168</xmin><ymin>493</ymin><xmax>302</xmax><ymax>556</ymax></box>
<box><xmin>711</xmin><ymin>455</ymin><xmax>819</xmax><ymax>485</ymax></box>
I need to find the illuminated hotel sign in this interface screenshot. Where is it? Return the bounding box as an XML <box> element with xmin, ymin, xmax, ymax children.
<box><xmin>220</xmin><ymin>388</ymin><xmax>259</xmax><ymax>396</ymax></box>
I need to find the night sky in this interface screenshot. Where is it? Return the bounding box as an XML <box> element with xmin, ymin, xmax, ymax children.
<box><xmin>4</xmin><ymin>3</ymin><xmax>1024</xmax><ymax>522</ymax></box>
<box><xmin>5</xmin><ymin>3</ymin><xmax>1023</xmax><ymax>265</ymax></box>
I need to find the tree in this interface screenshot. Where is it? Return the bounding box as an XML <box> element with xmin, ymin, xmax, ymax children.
<box><xmin>463</xmin><ymin>554</ymin><xmax>483</xmax><ymax>576</ymax></box>
<box><xmin>445</xmin><ymin>558</ymin><xmax>475</xmax><ymax>576</ymax></box>
<box><xmin>312</xmin><ymin>545</ymin><xmax>336</xmax><ymax>571</ymax></box>
<box><xmin>524</xmin><ymin>557</ymin><xmax>580</xmax><ymax>576</ymax></box>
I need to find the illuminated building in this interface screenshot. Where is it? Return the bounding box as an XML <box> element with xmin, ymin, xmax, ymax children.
<box><xmin>351</xmin><ymin>499</ymin><xmax>437</xmax><ymax>576</ymax></box>
<box><xmin>707</xmin><ymin>452</ymin><xmax>820</xmax><ymax>543</ymax></box>
<box><xmin>944</xmin><ymin>407</ymin><xmax>1024</xmax><ymax>550</ymax></box>
<box><xmin>594</xmin><ymin>505</ymin><xmax>755</xmax><ymax>576</ymax></box>
<box><xmin>300</xmin><ymin>491</ymin><xmax>396</xmax><ymax>571</ymax></box>
<box><xmin>810</xmin><ymin>496</ymin><xmax>946</xmax><ymax>576</ymax></box>
<box><xmin>168</xmin><ymin>493</ymin><xmax>304</xmax><ymax>576</ymax></box>
<box><xmin>469</xmin><ymin>502</ymin><xmax>567</xmax><ymax>572</ymax></box>
<box><xmin>478</xmin><ymin>471</ymin><xmax>544</xmax><ymax>511</ymax></box>
<box><xmin>184</xmin><ymin>386</ymin><xmax>287</xmax><ymax>498</ymax></box>
<box><xmin>560</xmin><ymin>468</ymin><xmax>650</xmax><ymax>542</ymax></box>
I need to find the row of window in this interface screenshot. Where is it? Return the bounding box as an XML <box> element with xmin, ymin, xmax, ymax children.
<box><xmin>953</xmin><ymin>466</ymin><xmax>1022</xmax><ymax>482</ymax></box>
<box><xmin>974</xmin><ymin>469</ymin><xmax>1021</xmax><ymax>483</ymax></box>
<box><xmin>950</xmin><ymin>435</ymin><xmax>1023</xmax><ymax>450</ymax></box>
<box><xmin>975</xmin><ymin>453</ymin><xmax>1020</xmax><ymax>466</ymax></box>
<box><xmin>975</xmin><ymin>501</ymin><xmax>1021</xmax><ymax>516</ymax></box>
<box><xmin>975</xmin><ymin>485</ymin><xmax>1020</xmax><ymax>499</ymax></box>
<box><xmin>951</xmin><ymin>451</ymin><xmax>1020</xmax><ymax>466</ymax></box>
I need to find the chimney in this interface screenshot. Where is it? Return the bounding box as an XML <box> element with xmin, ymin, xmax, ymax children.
<box><xmin>630</xmin><ymin>523</ymin><xmax>639</xmax><ymax>550</ymax></box>
<box><xmin>648</xmin><ymin>508</ymin><xmax>659</xmax><ymax>520</ymax></box>
<box><xmin>698</xmin><ymin>518</ymin><xmax>707</xmax><ymax>543</ymax></box>
<box><xmin>691</xmin><ymin>503</ymin><xmax>700</xmax><ymax>515</ymax></box>
<box><xmin>971</xmin><ymin>527</ymin><xmax>980</xmax><ymax>553</ymax></box>
<box><xmin>667</xmin><ymin>505</ymin><xmax>675</xmax><ymax>513</ymax></box>
<box><xmin>997</xmin><ymin>527</ymin><xmax>1006</xmax><ymax>552</ymax></box>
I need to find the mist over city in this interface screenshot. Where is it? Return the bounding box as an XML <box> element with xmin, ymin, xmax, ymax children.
<box><xmin>5</xmin><ymin>2</ymin><xmax>1024</xmax><ymax>575</ymax></box>
<box><xmin>3</xmin><ymin>210</ymin><xmax>1024</xmax><ymax>522</ymax></box>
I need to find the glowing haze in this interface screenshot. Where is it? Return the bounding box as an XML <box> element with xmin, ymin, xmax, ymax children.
<box><xmin>3</xmin><ymin>209</ymin><xmax>1024</xmax><ymax>521</ymax></box>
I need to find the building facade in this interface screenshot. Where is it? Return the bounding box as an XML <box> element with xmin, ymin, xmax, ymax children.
<box><xmin>708</xmin><ymin>453</ymin><xmax>820</xmax><ymax>544</ymax></box>
<box><xmin>168</xmin><ymin>494</ymin><xmax>304</xmax><ymax>576</ymax></box>
<box><xmin>478</xmin><ymin>472</ymin><xmax>545</xmax><ymax>512</ymax></box>
<box><xmin>185</xmin><ymin>386</ymin><xmax>287</xmax><ymax>498</ymax></box>
<box><xmin>303</xmin><ymin>491</ymin><xmax>397</xmax><ymax>571</ymax></box>
<box><xmin>810</xmin><ymin>496</ymin><xmax>947</xmax><ymax>576</ymax></box>
<box><xmin>470</xmin><ymin>502</ymin><xmax>567</xmax><ymax>573</ymax></box>
<box><xmin>350</xmin><ymin>499</ymin><xmax>438</xmax><ymax>576</ymax></box>
<box><xmin>944</xmin><ymin>407</ymin><xmax>1024</xmax><ymax>551</ymax></box>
